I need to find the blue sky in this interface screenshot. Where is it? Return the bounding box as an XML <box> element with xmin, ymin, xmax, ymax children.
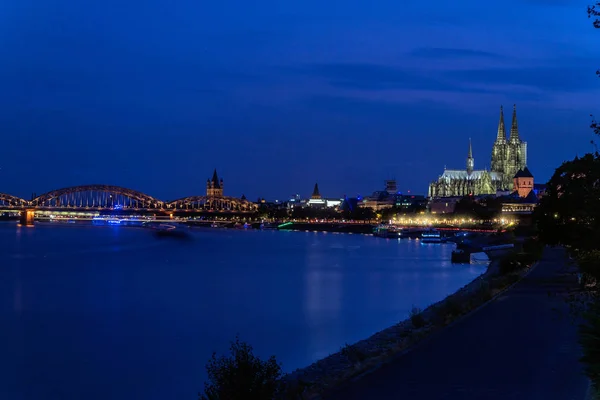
<box><xmin>0</xmin><ymin>0</ymin><xmax>599</xmax><ymax>200</ymax></box>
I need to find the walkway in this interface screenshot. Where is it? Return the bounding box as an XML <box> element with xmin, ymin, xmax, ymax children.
<box><xmin>325</xmin><ymin>247</ymin><xmax>590</xmax><ymax>400</ymax></box>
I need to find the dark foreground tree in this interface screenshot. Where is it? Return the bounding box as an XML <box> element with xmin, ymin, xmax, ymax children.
<box><xmin>533</xmin><ymin>5</ymin><xmax>600</xmax><ymax>394</ymax></box>
<box><xmin>200</xmin><ymin>337</ymin><xmax>282</xmax><ymax>400</ymax></box>
<box><xmin>534</xmin><ymin>153</ymin><xmax>600</xmax><ymax>253</ymax></box>
<box><xmin>580</xmin><ymin>297</ymin><xmax>600</xmax><ymax>393</ymax></box>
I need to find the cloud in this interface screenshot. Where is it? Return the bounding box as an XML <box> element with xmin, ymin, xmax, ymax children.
<box><xmin>444</xmin><ymin>66</ymin><xmax>596</xmax><ymax>92</ymax></box>
<box><xmin>408</xmin><ymin>47</ymin><xmax>504</xmax><ymax>59</ymax></box>
<box><xmin>519</xmin><ymin>0</ymin><xmax>578</xmax><ymax>5</ymax></box>
<box><xmin>286</xmin><ymin>63</ymin><xmax>493</xmax><ymax>93</ymax></box>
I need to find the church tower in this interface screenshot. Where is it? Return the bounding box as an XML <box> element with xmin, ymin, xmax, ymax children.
<box><xmin>504</xmin><ymin>105</ymin><xmax>527</xmax><ymax>190</ymax></box>
<box><xmin>466</xmin><ymin>138</ymin><xmax>474</xmax><ymax>174</ymax></box>
<box><xmin>206</xmin><ymin>169</ymin><xmax>224</xmax><ymax>197</ymax></box>
<box><xmin>311</xmin><ymin>183</ymin><xmax>322</xmax><ymax>199</ymax></box>
<box><xmin>491</xmin><ymin>105</ymin><xmax>506</xmax><ymax>177</ymax></box>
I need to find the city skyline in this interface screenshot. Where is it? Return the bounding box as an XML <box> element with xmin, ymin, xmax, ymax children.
<box><xmin>1</xmin><ymin>0</ymin><xmax>599</xmax><ymax>200</ymax></box>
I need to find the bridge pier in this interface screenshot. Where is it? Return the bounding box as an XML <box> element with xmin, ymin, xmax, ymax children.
<box><xmin>20</xmin><ymin>209</ymin><xmax>35</xmax><ymax>226</ymax></box>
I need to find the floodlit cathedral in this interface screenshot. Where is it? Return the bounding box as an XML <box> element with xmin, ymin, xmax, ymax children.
<box><xmin>428</xmin><ymin>105</ymin><xmax>528</xmax><ymax>198</ymax></box>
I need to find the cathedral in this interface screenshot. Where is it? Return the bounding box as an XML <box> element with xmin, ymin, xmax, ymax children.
<box><xmin>428</xmin><ymin>105</ymin><xmax>528</xmax><ymax>198</ymax></box>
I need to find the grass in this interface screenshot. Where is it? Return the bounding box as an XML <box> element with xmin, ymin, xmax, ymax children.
<box><xmin>409</xmin><ymin>306</ymin><xmax>427</xmax><ymax>329</ymax></box>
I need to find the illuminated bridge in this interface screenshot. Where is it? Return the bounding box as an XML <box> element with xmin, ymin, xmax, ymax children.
<box><xmin>1</xmin><ymin>185</ymin><xmax>256</xmax><ymax>211</ymax></box>
<box><xmin>0</xmin><ymin>171</ymin><xmax>258</xmax><ymax>225</ymax></box>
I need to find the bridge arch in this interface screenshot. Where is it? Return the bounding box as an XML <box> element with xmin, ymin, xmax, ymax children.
<box><xmin>31</xmin><ymin>185</ymin><xmax>164</xmax><ymax>209</ymax></box>
<box><xmin>166</xmin><ymin>196</ymin><xmax>258</xmax><ymax>212</ymax></box>
<box><xmin>0</xmin><ymin>193</ymin><xmax>28</xmax><ymax>207</ymax></box>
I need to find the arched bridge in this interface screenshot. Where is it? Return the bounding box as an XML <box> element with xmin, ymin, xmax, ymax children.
<box><xmin>0</xmin><ymin>185</ymin><xmax>257</xmax><ymax>212</ymax></box>
<box><xmin>31</xmin><ymin>185</ymin><xmax>164</xmax><ymax>209</ymax></box>
<box><xmin>0</xmin><ymin>193</ymin><xmax>28</xmax><ymax>208</ymax></box>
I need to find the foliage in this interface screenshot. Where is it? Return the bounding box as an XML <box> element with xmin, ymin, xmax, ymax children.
<box><xmin>535</xmin><ymin>9</ymin><xmax>600</xmax><ymax>389</ymax></box>
<box><xmin>510</xmin><ymin>224</ymin><xmax>538</xmax><ymax>238</ymax></box>
<box><xmin>379</xmin><ymin>204</ymin><xmax>427</xmax><ymax>221</ymax></box>
<box><xmin>433</xmin><ymin>297</ymin><xmax>463</xmax><ymax>325</ymax></box>
<box><xmin>340</xmin><ymin>205</ymin><xmax>376</xmax><ymax>221</ymax></box>
<box><xmin>340</xmin><ymin>343</ymin><xmax>367</xmax><ymax>364</ymax></box>
<box><xmin>200</xmin><ymin>337</ymin><xmax>283</xmax><ymax>400</ymax></box>
<box><xmin>533</xmin><ymin>153</ymin><xmax>600</xmax><ymax>252</ymax></box>
<box><xmin>453</xmin><ymin>195</ymin><xmax>502</xmax><ymax>220</ymax></box>
<box><xmin>498</xmin><ymin>252</ymin><xmax>536</xmax><ymax>275</ymax></box>
<box><xmin>289</xmin><ymin>206</ymin><xmax>340</xmax><ymax>221</ymax></box>
<box><xmin>475</xmin><ymin>281</ymin><xmax>493</xmax><ymax>303</ymax></box>
<box><xmin>580</xmin><ymin>298</ymin><xmax>600</xmax><ymax>394</ymax></box>
<box><xmin>409</xmin><ymin>306</ymin><xmax>427</xmax><ymax>329</ymax></box>
<box><xmin>590</xmin><ymin>2</ymin><xmax>600</xmax><ymax>29</ymax></box>
<box><xmin>575</xmin><ymin>250</ymin><xmax>600</xmax><ymax>286</ymax></box>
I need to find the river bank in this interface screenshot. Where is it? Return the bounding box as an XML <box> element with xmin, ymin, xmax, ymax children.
<box><xmin>323</xmin><ymin>246</ymin><xmax>587</xmax><ymax>400</ymax></box>
<box><xmin>282</xmin><ymin>245</ymin><xmax>540</xmax><ymax>399</ymax></box>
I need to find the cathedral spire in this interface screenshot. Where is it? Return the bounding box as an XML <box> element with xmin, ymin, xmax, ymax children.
<box><xmin>509</xmin><ymin>104</ymin><xmax>520</xmax><ymax>142</ymax></box>
<box><xmin>466</xmin><ymin>138</ymin><xmax>474</xmax><ymax>174</ymax></box>
<box><xmin>468</xmin><ymin>137</ymin><xmax>473</xmax><ymax>158</ymax></box>
<box><xmin>496</xmin><ymin>105</ymin><xmax>506</xmax><ymax>142</ymax></box>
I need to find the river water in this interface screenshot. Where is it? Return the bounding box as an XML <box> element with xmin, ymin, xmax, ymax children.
<box><xmin>0</xmin><ymin>222</ymin><xmax>485</xmax><ymax>400</ymax></box>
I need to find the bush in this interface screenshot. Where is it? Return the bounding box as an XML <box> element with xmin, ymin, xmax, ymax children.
<box><xmin>474</xmin><ymin>281</ymin><xmax>492</xmax><ymax>303</ymax></box>
<box><xmin>576</xmin><ymin>250</ymin><xmax>600</xmax><ymax>283</ymax></box>
<box><xmin>433</xmin><ymin>297</ymin><xmax>464</xmax><ymax>325</ymax></box>
<box><xmin>579</xmin><ymin>298</ymin><xmax>600</xmax><ymax>394</ymax></box>
<box><xmin>442</xmin><ymin>297</ymin><xmax>463</xmax><ymax>316</ymax></box>
<box><xmin>498</xmin><ymin>252</ymin><xmax>536</xmax><ymax>275</ymax></box>
<box><xmin>200</xmin><ymin>337</ymin><xmax>282</xmax><ymax>400</ymax></box>
<box><xmin>340</xmin><ymin>343</ymin><xmax>367</xmax><ymax>364</ymax></box>
<box><xmin>409</xmin><ymin>306</ymin><xmax>427</xmax><ymax>329</ymax></box>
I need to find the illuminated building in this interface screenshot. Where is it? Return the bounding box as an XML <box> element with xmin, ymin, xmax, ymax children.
<box><xmin>429</xmin><ymin>197</ymin><xmax>462</xmax><ymax>214</ymax></box>
<box><xmin>206</xmin><ymin>169</ymin><xmax>224</xmax><ymax>197</ymax></box>
<box><xmin>513</xmin><ymin>167</ymin><xmax>534</xmax><ymax>198</ymax></box>
<box><xmin>428</xmin><ymin>105</ymin><xmax>528</xmax><ymax>198</ymax></box>
<box><xmin>499</xmin><ymin>168</ymin><xmax>538</xmax><ymax>216</ymax></box>
<box><xmin>492</xmin><ymin>105</ymin><xmax>528</xmax><ymax>190</ymax></box>
<box><xmin>306</xmin><ymin>183</ymin><xmax>342</xmax><ymax>208</ymax></box>
<box><xmin>359</xmin><ymin>178</ymin><xmax>426</xmax><ymax>211</ymax></box>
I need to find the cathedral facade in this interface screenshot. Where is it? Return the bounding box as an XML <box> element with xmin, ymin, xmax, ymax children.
<box><xmin>428</xmin><ymin>105</ymin><xmax>528</xmax><ymax>198</ymax></box>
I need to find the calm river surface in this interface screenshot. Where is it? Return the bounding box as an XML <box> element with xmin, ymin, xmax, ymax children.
<box><xmin>0</xmin><ymin>222</ymin><xmax>485</xmax><ymax>400</ymax></box>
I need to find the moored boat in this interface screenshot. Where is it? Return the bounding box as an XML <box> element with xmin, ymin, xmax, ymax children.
<box><xmin>421</xmin><ymin>229</ymin><xmax>444</xmax><ymax>243</ymax></box>
<box><xmin>373</xmin><ymin>224</ymin><xmax>401</xmax><ymax>238</ymax></box>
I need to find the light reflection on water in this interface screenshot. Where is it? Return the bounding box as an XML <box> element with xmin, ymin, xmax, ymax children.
<box><xmin>0</xmin><ymin>222</ymin><xmax>486</xmax><ymax>400</ymax></box>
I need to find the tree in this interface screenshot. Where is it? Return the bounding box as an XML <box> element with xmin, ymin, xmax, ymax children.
<box><xmin>200</xmin><ymin>337</ymin><xmax>283</xmax><ymax>400</ymax></box>
<box><xmin>537</xmin><ymin>6</ymin><xmax>600</xmax><ymax>394</ymax></box>
<box><xmin>534</xmin><ymin>154</ymin><xmax>600</xmax><ymax>253</ymax></box>
<box><xmin>590</xmin><ymin>3</ymin><xmax>600</xmax><ymax>144</ymax></box>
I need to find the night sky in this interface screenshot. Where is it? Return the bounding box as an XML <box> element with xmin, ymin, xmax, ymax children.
<box><xmin>1</xmin><ymin>0</ymin><xmax>599</xmax><ymax>201</ymax></box>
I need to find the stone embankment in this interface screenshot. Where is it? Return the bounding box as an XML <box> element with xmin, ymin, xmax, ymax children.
<box><xmin>282</xmin><ymin>253</ymin><xmax>535</xmax><ymax>399</ymax></box>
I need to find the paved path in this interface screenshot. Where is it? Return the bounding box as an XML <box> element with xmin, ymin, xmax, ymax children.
<box><xmin>325</xmin><ymin>247</ymin><xmax>590</xmax><ymax>400</ymax></box>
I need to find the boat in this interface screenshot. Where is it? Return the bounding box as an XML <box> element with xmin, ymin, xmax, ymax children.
<box><xmin>399</xmin><ymin>227</ymin><xmax>427</xmax><ymax>239</ymax></box>
<box><xmin>421</xmin><ymin>229</ymin><xmax>444</xmax><ymax>243</ymax></box>
<box><xmin>373</xmin><ymin>224</ymin><xmax>401</xmax><ymax>238</ymax></box>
